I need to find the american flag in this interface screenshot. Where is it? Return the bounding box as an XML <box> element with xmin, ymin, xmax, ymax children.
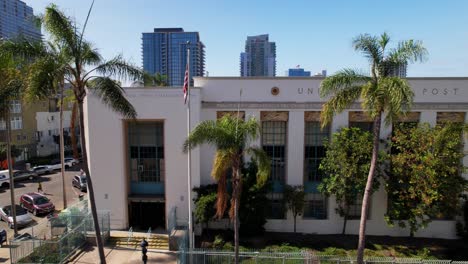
<box><xmin>183</xmin><ymin>64</ymin><xmax>189</xmax><ymax>104</ymax></box>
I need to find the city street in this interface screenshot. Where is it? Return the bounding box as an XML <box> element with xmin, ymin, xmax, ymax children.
<box><xmin>0</xmin><ymin>168</ymin><xmax>86</xmax><ymax>239</ymax></box>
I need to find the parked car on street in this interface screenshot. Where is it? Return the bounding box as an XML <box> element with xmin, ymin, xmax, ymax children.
<box><xmin>72</xmin><ymin>174</ymin><xmax>87</xmax><ymax>192</ymax></box>
<box><xmin>64</xmin><ymin>157</ymin><xmax>79</xmax><ymax>167</ymax></box>
<box><xmin>20</xmin><ymin>193</ymin><xmax>55</xmax><ymax>216</ymax></box>
<box><xmin>0</xmin><ymin>205</ymin><xmax>33</xmax><ymax>229</ymax></box>
<box><xmin>13</xmin><ymin>170</ymin><xmax>38</xmax><ymax>181</ymax></box>
<box><xmin>0</xmin><ymin>171</ymin><xmax>10</xmax><ymax>188</ymax></box>
<box><xmin>31</xmin><ymin>166</ymin><xmax>52</xmax><ymax>175</ymax></box>
<box><xmin>48</xmin><ymin>160</ymin><xmax>62</xmax><ymax>171</ymax></box>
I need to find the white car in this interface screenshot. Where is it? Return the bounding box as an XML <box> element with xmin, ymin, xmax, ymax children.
<box><xmin>0</xmin><ymin>205</ymin><xmax>33</xmax><ymax>229</ymax></box>
<box><xmin>0</xmin><ymin>171</ymin><xmax>10</xmax><ymax>188</ymax></box>
<box><xmin>64</xmin><ymin>158</ymin><xmax>79</xmax><ymax>168</ymax></box>
<box><xmin>32</xmin><ymin>165</ymin><xmax>53</xmax><ymax>175</ymax></box>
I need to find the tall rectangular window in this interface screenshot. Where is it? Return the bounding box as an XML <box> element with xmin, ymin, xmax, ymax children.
<box><xmin>303</xmin><ymin>112</ymin><xmax>329</xmax><ymax>219</ymax></box>
<box><xmin>303</xmin><ymin>193</ymin><xmax>327</xmax><ymax>219</ymax></box>
<box><xmin>11</xmin><ymin>117</ymin><xmax>22</xmax><ymax>130</ymax></box>
<box><xmin>261</xmin><ymin>111</ymin><xmax>288</xmax><ymax>219</ymax></box>
<box><xmin>262</xmin><ymin>121</ymin><xmax>287</xmax><ymax>184</ymax></box>
<box><xmin>304</xmin><ymin>122</ymin><xmax>329</xmax><ymax>183</ymax></box>
<box><xmin>128</xmin><ymin>122</ymin><xmax>165</xmax><ymax>183</ymax></box>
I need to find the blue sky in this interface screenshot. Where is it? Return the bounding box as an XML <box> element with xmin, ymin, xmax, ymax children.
<box><xmin>24</xmin><ymin>0</ymin><xmax>468</xmax><ymax>77</ymax></box>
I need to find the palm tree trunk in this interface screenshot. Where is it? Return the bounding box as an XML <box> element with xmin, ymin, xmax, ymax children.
<box><xmin>78</xmin><ymin>101</ymin><xmax>107</xmax><ymax>264</ymax></box>
<box><xmin>233</xmin><ymin>164</ymin><xmax>241</xmax><ymax>264</ymax></box>
<box><xmin>293</xmin><ymin>213</ymin><xmax>297</xmax><ymax>233</ymax></box>
<box><xmin>60</xmin><ymin>82</ymin><xmax>67</xmax><ymax>209</ymax></box>
<box><xmin>356</xmin><ymin>112</ymin><xmax>382</xmax><ymax>264</ymax></box>
<box><xmin>5</xmin><ymin>108</ymin><xmax>18</xmax><ymax>235</ymax></box>
<box><xmin>70</xmin><ymin>102</ymin><xmax>79</xmax><ymax>159</ymax></box>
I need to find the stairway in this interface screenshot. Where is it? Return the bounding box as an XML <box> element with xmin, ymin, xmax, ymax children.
<box><xmin>107</xmin><ymin>233</ymin><xmax>169</xmax><ymax>250</ymax></box>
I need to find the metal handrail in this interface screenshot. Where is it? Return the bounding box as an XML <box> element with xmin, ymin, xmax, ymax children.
<box><xmin>146</xmin><ymin>227</ymin><xmax>152</xmax><ymax>240</ymax></box>
<box><xmin>127</xmin><ymin>226</ymin><xmax>133</xmax><ymax>246</ymax></box>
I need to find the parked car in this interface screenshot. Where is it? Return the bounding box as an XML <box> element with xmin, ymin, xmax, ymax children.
<box><xmin>0</xmin><ymin>171</ymin><xmax>10</xmax><ymax>188</ymax></box>
<box><xmin>48</xmin><ymin>160</ymin><xmax>62</xmax><ymax>171</ymax></box>
<box><xmin>64</xmin><ymin>157</ymin><xmax>79</xmax><ymax>167</ymax></box>
<box><xmin>31</xmin><ymin>166</ymin><xmax>52</xmax><ymax>175</ymax></box>
<box><xmin>20</xmin><ymin>193</ymin><xmax>55</xmax><ymax>216</ymax></box>
<box><xmin>13</xmin><ymin>170</ymin><xmax>38</xmax><ymax>181</ymax></box>
<box><xmin>72</xmin><ymin>174</ymin><xmax>87</xmax><ymax>192</ymax></box>
<box><xmin>0</xmin><ymin>205</ymin><xmax>33</xmax><ymax>229</ymax></box>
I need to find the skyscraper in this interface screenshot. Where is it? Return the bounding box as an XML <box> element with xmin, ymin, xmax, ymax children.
<box><xmin>0</xmin><ymin>0</ymin><xmax>41</xmax><ymax>41</ymax></box>
<box><xmin>288</xmin><ymin>67</ymin><xmax>311</xmax><ymax>77</ymax></box>
<box><xmin>142</xmin><ymin>28</ymin><xmax>205</xmax><ymax>86</ymax></box>
<box><xmin>240</xmin><ymin>34</ymin><xmax>276</xmax><ymax>77</ymax></box>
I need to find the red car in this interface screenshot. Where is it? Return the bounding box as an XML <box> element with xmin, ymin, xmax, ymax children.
<box><xmin>19</xmin><ymin>193</ymin><xmax>55</xmax><ymax>216</ymax></box>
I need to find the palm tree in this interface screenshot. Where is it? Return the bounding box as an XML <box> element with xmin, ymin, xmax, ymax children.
<box><xmin>38</xmin><ymin>4</ymin><xmax>143</xmax><ymax>263</ymax></box>
<box><xmin>183</xmin><ymin>115</ymin><xmax>270</xmax><ymax>264</ymax></box>
<box><xmin>319</xmin><ymin>33</ymin><xmax>427</xmax><ymax>264</ymax></box>
<box><xmin>143</xmin><ymin>72</ymin><xmax>168</xmax><ymax>86</ymax></box>
<box><xmin>0</xmin><ymin>40</ymin><xmax>28</xmax><ymax>235</ymax></box>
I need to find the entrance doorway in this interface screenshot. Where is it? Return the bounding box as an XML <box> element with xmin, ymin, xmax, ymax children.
<box><xmin>129</xmin><ymin>202</ymin><xmax>165</xmax><ymax>231</ymax></box>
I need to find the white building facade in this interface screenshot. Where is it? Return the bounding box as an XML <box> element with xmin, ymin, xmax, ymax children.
<box><xmin>84</xmin><ymin>77</ymin><xmax>468</xmax><ymax>239</ymax></box>
<box><xmin>36</xmin><ymin>111</ymin><xmax>72</xmax><ymax>157</ymax></box>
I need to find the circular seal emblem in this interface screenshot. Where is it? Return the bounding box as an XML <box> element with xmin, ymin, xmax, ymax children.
<box><xmin>271</xmin><ymin>87</ymin><xmax>280</xmax><ymax>96</ymax></box>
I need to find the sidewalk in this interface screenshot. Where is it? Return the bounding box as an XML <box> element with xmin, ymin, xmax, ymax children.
<box><xmin>70</xmin><ymin>245</ymin><xmax>176</xmax><ymax>264</ymax></box>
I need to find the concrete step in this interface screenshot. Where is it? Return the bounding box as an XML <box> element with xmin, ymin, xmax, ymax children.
<box><xmin>107</xmin><ymin>235</ymin><xmax>169</xmax><ymax>250</ymax></box>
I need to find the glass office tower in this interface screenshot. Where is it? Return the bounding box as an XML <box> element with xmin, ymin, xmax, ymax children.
<box><xmin>142</xmin><ymin>28</ymin><xmax>205</xmax><ymax>86</ymax></box>
<box><xmin>0</xmin><ymin>0</ymin><xmax>41</xmax><ymax>40</ymax></box>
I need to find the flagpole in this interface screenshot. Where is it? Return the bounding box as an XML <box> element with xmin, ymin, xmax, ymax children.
<box><xmin>186</xmin><ymin>42</ymin><xmax>193</xmax><ymax>250</ymax></box>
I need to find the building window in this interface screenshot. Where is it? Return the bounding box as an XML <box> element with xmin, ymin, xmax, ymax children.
<box><xmin>303</xmin><ymin>193</ymin><xmax>327</xmax><ymax>219</ymax></box>
<box><xmin>349</xmin><ymin>121</ymin><xmax>374</xmax><ymax>133</ymax></box>
<box><xmin>10</xmin><ymin>100</ymin><xmax>21</xmax><ymax>114</ymax></box>
<box><xmin>48</xmin><ymin>130</ymin><xmax>52</xmax><ymax>136</ymax></box>
<box><xmin>0</xmin><ymin>119</ymin><xmax>5</xmax><ymax>130</ymax></box>
<box><xmin>265</xmin><ymin>193</ymin><xmax>285</xmax><ymax>219</ymax></box>
<box><xmin>347</xmin><ymin>195</ymin><xmax>372</xmax><ymax>220</ymax></box>
<box><xmin>261</xmin><ymin>121</ymin><xmax>287</xmax><ymax>185</ymax></box>
<box><xmin>11</xmin><ymin>117</ymin><xmax>22</xmax><ymax>130</ymax></box>
<box><xmin>128</xmin><ymin>122</ymin><xmax>165</xmax><ymax>183</ymax></box>
<box><xmin>17</xmin><ymin>134</ymin><xmax>21</xmax><ymax>141</ymax></box>
<box><xmin>304</xmin><ymin>122</ymin><xmax>329</xmax><ymax>183</ymax></box>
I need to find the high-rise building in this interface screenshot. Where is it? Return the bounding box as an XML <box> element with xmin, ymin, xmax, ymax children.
<box><xmin>288</xmin><ymin>67</ymin><xmax>311</xmax><ymax>77</ymax></box>
<box><xmin>0</xmin><ymin>0</ymin><xmax>41</xmax><ymax>41</ymax></box>
<box><xmin>142</xmin><ymin>28</ymin><xmax>205</xmax><ymax>86</ymax></box>
<box><xmin>240</xmin><ymin>34</ymin><xmax>276</xmax><ymax>77</ymax></box>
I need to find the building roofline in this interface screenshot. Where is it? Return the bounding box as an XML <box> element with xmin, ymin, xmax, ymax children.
<box><xmin>193</xmin><ymin>76</ymin><xmax>468</xmax><ymax>80</ymax></box>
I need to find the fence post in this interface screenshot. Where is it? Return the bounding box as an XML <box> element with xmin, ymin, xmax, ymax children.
<box><xmin>283</xmin><ymin>255</ymin><xmax>286</xmax><ymax>264</ymax></box>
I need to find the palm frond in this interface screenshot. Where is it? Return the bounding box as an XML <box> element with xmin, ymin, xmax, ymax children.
<box><xmin>183</xmin><ymin>119</ymin><xmax>232</xmax><ymax>152</ymax></box>
<box><xmin>80</xmin><ymin>41</ymin><xmax>102</xmax><ymax>66</ymax></box>
<box><xmin>352</xmin><ymin>34</ymin><xmax>383</xmax><ymax>64</ymax></box>
<box><xmin>240</xmin><ymin>117</ymin><xmax>260</xmax><ymax>144</ymax></box>
<box><xmin>87</xmin><ymin>77</ymin><xmax>137</xmax><ymax>119</ymax></box>
<box><xmin>320</xmin><ymin>82</ymin><xmax>363</xmax><ymax>127</ymax></box>
<box><xmin>212</xmin><ymin>150</ymin><xmax>235</xmax><ymax>219</ymax></box>
<box><xmin>43</xmin><ymin>4</ymin><xmax>77</xmax><ymax>51</ymax></box>
<box><xmin>319</xmin><ymin>69</ymin><xmax>370</xmax><ymax>98</ymax></box>
<box><xmin>388</xmin><ymin>39</ymin><xmax>428</xmax><ymax>64</ymax></box>
<box><xmin>87</xmin><ymin>55</ymin><xmax>143</xmax><ymax>81</ymax></box>
<box><xmin>24</xmin><ymin>57</ymin><xmax>59</xmax><ymax>102</ymax></box>
<box><xmin>245</xmin><ymin>146</ymin><xmax>271</xmax><ymax>187</ymax></box>
<box><xmin>379</xmin><ymin>77</ymin><xmax>414</xmax><ymax>125</ymax></box>
<box><xmin>379</xmin><ymin>32</ymin><xmax>391</xmax><ymax>53</ymax></box>
<box><xmin>0</xmin><ymin>38</ymin><xmax>46</xmax><ymax>61</ymax></box>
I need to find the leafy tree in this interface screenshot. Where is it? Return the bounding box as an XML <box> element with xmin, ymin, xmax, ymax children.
<box><xmin>194</xmin><ymin>192</ymin><xmax>217</xmax><ymax>227</ymax></box>
<box><xmin>318</xmin><ymin>127</ymin><xmax>380</xmax><ymax>234</ymax></box>
<box><xmin>283</xmin><ymin>185</ymin><xmax>305</xmax><ymax>233</ymax></box>
<box><xmin>0</xmin><ymin>144</ymin><xmax>22</xmax><ymax>162</ymax></box>
<box><xmin>239</xmin><ymin>161</ymin><xmax>269</xmax><ymax>235</ymax></box>
<box><xmin>386</xmin><ymin>123</ymin><xmax>468</xmax><ymax>237</ymax></box>
<box><xmin>143</xmin><ymin>72</ymin><xmax>168</xmax><ymax>86</ymax></box>
<box><xmin>0</xmin><ymin>39</ymin><xmax>31</xmax><ymax>235</ymax></box>
<box><xmin>320</xmin><ymin>32</ymin><xmax>427</xmax><ymax>263</ymax></box>
<box><xmin>25</xmin><ymin>4</ymin><xmax>144</xmax><ymax>262</ymax></box>
<box><xmin>184</xmin><ymin>115</ymin><xmax>270</xmax><ymax>264</ymax></box>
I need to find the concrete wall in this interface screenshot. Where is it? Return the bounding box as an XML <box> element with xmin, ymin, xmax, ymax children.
<box><xmin>36</xmin><ymin>111</ymin><xmax>71</xmax><ymax>156</ymax></box>
<box><xmin>84</xmin><ymin>88</ymin><xmax>201</xmax><ymax>229</ymax></box>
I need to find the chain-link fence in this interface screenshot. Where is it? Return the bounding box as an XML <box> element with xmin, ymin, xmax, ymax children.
<box><xmin>9</xmin><ymin>199</ymin><xmax>110</xmax><ymax>264</ymax></box>
<box><xmin>177</xmin><ymin>249</ymin><xmax>468</xmax><ymax>264</ymax></box>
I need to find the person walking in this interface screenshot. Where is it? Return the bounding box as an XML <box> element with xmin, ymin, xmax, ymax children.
<box><xmin>37</xmin><ymin>182</ymin><xmax>43</xmax><ymax>193</ymax></box>
<box><xmin>140</xmin><ymin>238</ymin><xmax>148</xmax><ymax>264</ymax></box>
